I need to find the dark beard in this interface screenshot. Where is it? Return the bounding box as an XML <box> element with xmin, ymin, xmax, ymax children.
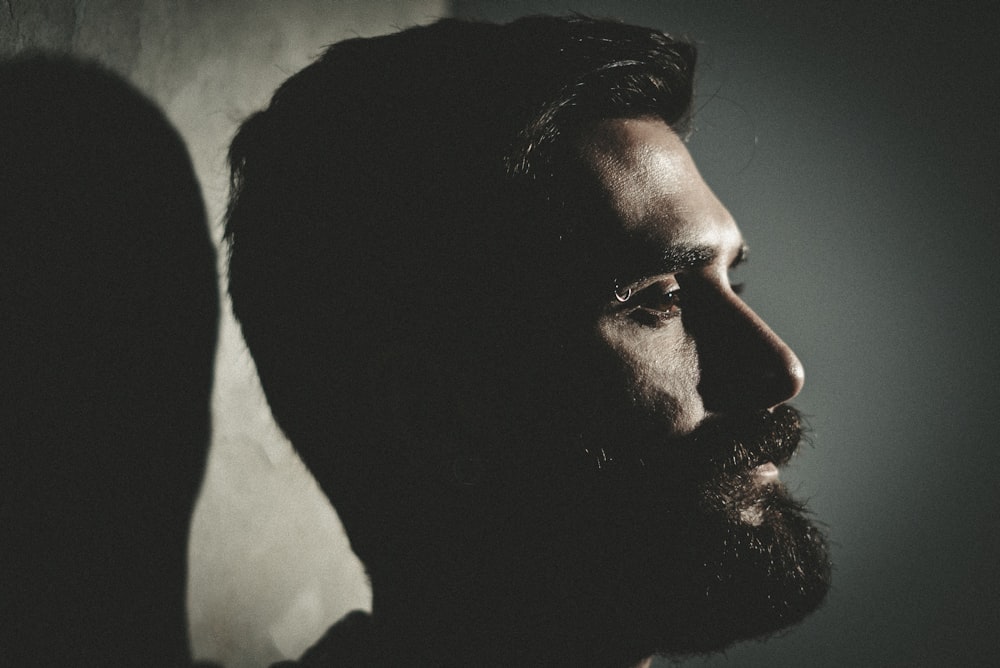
<box><xmin>617</xmin><ymin>472</ymin><xmax>831</xmax><ymax>657</ymax></box>
<box><xmin>474</xmin><ymin>405</ymin><xmax>831</xmax><ymax>662</ymax></box>
<box><xmin>569</xmin><ymin>404</ymin><xmax>806</xmax><ymax>481</ymax></box>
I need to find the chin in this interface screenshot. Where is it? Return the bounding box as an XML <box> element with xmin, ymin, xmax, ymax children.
<box><xmin>524</xmin><ymin>469</ymin><xmax>831</xmax><ymax>662</ymax></box>
<box><xmin>454</xmin><ymin>403</ymin><xmax>830</xmax><ymax>662</ymax></box>
<box><xmin>623</xmin><ymin>477</ymin><xmax>831</xmax><ymax>657</ymax></box>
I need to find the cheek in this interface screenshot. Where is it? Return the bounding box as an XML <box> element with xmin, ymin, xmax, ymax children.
<box><xmin>597</xmin><ymin>318</ymin><xmax>705</xmax><ymax>434</ymax></box>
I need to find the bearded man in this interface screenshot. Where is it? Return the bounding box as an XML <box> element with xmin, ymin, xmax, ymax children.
<box><xmin>225</xmin><ymin>15</ymin><xmax>830</xmax><ymax>668</ymax></box>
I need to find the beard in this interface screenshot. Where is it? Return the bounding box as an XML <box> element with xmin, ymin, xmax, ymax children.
<box><xmin>615</xmin><ymin>463</ymin><xmax>831</xmax><ymax>657</ymax></box>
<box><xmin>473</xmin><ymin>404</ymin><xmax>831</xmax><ymax>662</ymax></box>
<box><xmin>379</xmin><ymin>346</ymin><xmax>830</xmax><ymax>662</ymax></box>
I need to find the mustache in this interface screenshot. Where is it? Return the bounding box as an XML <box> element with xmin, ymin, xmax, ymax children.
<box><xmin>675</xmin><ymin>404</ymin><xmax>804</xmax><ymax>475</ymax></box>
<box><xmin>441</xmin><ymin>405</ymin><xmax>804</xmax><ymax>488</ymax></box>
<box><xmin>580</xmin><ymin>404</ymin><xmax>805</xmax><ymax>480</ymax></box>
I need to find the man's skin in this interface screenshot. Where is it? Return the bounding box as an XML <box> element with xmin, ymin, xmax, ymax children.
<box><xmin>577</xmin><ymin>116</ymin><xmax>803</xmax><ymax>433</ymax></box>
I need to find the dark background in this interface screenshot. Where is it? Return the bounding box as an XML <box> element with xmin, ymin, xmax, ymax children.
<box><xmin>4</xmin><ymin>1</ymin><xmax>998</xmax><ymax>665</ymax></box>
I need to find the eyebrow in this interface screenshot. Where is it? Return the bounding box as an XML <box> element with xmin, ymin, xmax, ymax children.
<box><xmin>661</xmin><ymin>245</ymin><xmax>716</xmax><ymax>273</ymax></box>
<box><xmin>620</xmin><ymin>242</ymin><xmax>748</xmax><ymax>286</ymax></box>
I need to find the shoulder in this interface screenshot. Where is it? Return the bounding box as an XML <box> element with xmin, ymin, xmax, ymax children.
<box><xmin>271</xmin><ymin>610</ymin><xmax>372</xmax><ymax>667</ymax></box>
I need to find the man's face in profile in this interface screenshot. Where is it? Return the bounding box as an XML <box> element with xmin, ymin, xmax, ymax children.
<box><xmin>577</xmin><ymin>117</ymin><xmax>803</xmax><ymax>433</ymax></box>
<box><xmin>421</xmin><ymin>116</ymin><xmax>829</xmax><ymax>655</ymax></box>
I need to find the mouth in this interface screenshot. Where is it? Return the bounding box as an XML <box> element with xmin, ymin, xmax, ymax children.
<box><xmin>542</xmin><ymin>406</ymin><xmax>805</xmax><ymax>487</ymax></box>
<box><xmin>615</xmin><ymin>404</ymin><xmax>803</xmax><ymax>485</ymax></box>
<box><xmin>689</xmin><ymin>405</ymin><xmax>803</xmax><ymax>476</ymax></box>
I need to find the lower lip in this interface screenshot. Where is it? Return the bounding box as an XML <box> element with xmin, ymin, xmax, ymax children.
<box><xmin>753</xmin><ymin>462</ymin><xmax>780</xmax><ymax>482</ymax></box>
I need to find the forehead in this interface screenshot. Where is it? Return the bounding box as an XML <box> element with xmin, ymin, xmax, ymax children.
<box><xmin>570</xmin><ymin>117</ymin><xmax>742</xmax><ymax>268</ymax></box>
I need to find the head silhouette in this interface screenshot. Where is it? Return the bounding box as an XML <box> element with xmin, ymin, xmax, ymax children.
<box><xmin>0</xmin><ymin>54</ymin><xmax>218</xmax><ymax>665</ymax></box>
<box><xmin>226</xmin><ymin>16</ymin><xmax>828</xmax><ymax>667</ymax></box>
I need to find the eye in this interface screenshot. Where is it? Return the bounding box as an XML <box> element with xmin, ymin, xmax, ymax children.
<box><xmin>624</xmin><ymin>280</ymin><xmax>683</xmax><ymax>325</ymax></box>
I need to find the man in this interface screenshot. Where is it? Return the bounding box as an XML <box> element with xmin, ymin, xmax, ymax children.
<box><xmin>226</xmin><ymin>15</ymin><xmax>830</xmax><ymax>667</ymax></box>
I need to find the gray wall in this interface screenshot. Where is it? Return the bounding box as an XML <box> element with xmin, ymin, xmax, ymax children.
<box><xmin>453</xmin><ymin>1</ymin><xmax>1000</xmax><ymax>667</ymax></box>
<box><xmin>5</xmin><ymin>1</ymin><xmax>999</xmax><ymax>666</ymax></box>
<box><xmin>2</xmin><ymin>2</ymin><xmax>444</xmax><ymax>666</ymax></box>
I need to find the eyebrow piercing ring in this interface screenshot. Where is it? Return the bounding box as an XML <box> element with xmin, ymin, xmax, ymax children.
<box><xmin>614</xmin><ymin>283</ymin><xmax>632</xmax><ymax>302</ymax></box>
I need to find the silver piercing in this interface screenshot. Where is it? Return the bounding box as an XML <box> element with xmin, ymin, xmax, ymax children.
<box><xmin>614</xmin><ymin>284</ymin><xmax>632</xmax><ymax>302</ymax></box>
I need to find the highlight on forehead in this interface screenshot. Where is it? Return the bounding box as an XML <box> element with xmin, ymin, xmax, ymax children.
<box><xmin>572</xmin><ymin>117</ymin><xmax>703</xmax><ymax>226</ymax></box>
<box><xmin>575</xmin><ymin>116</ymin><xmax>685</xmax><ymax>166</ymax></box>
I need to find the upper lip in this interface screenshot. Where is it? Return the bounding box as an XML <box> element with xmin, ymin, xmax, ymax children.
<box><xmin>650</xmin><ymin>405</ymin><xmax>803</xmax><ymax>477</ymax></box>
<box><xmin>569</xmin><ymin>407</ymin><xmax>803</xmax><ymax>480</ymax></box>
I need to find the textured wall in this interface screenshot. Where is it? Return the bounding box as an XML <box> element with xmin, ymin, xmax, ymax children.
<box><xmin>2</xmin><ymin>2</ymin><xmax>445</xmax><ymax>666</ymax></box>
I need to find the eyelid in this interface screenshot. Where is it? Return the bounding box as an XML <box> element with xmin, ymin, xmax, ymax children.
<box><xmin>615</xmin><ymin>276</ymin><xmax>683</xmax><ymax>327</ymax></box>
<box><xmin>610</xmin><ymin>275</ymin><xmax>682</xmax><ymax>313</ymax></box>
<box><xmin>625</xmin><ymin>274</ymin><xmax>680</xmax><ymax>294</ymax></box>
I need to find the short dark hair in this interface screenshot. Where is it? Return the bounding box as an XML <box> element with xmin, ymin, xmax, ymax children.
<box><xmin>225</xmin><ymin>15</ymin><xmax>695</xmax><ymax>556</ymax></box>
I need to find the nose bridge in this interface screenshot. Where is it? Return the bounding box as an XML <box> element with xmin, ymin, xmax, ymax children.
<box><xmin>694</xmin><ymin>292</ymin><xmax>805</xmax><ymax>412</ymax></box>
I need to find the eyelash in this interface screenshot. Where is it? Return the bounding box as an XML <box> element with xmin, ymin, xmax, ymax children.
<box><xmin>616</xmin><ymin>278</ymin><xmax>745</xmax><ymax>326</ymax></box>
<box><xmin>621</xmin><ymin>281</ymin><xmax>683</xmax><ymax>325</ymax></box>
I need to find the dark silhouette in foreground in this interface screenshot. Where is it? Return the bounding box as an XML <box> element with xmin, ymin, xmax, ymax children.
<box><xmin>0</xmin><ymin>55</ymin><xmax>218</xmax><ymax>666</ymax></box>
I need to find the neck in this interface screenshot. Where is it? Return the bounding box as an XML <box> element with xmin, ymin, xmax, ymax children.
<box><xmin>368</xmin><ymin>569</ymin><xmax>654</xmax><ymax>668</ymax></box>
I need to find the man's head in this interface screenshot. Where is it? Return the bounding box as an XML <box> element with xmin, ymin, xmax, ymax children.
<box><xmin>226</xmin><ymin>15</ymin><xmax>829</xmax><ymax>664</ymax></box>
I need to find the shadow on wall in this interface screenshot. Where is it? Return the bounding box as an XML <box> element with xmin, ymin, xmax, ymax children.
<box><xmin>0</xmin><ymin>54</ymin><xmax>218</xmax><ymax>665</ymax></box>
<box><xmin>2</xmin><ymin>2</ymin><xmax>448</xmax><ymax>666</ymax></box>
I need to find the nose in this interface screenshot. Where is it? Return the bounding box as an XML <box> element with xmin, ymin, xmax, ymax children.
<box><xmin>691</xmin><ymin>293</ymin><xmax>804</xmax><ymax>412</ymax></box>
